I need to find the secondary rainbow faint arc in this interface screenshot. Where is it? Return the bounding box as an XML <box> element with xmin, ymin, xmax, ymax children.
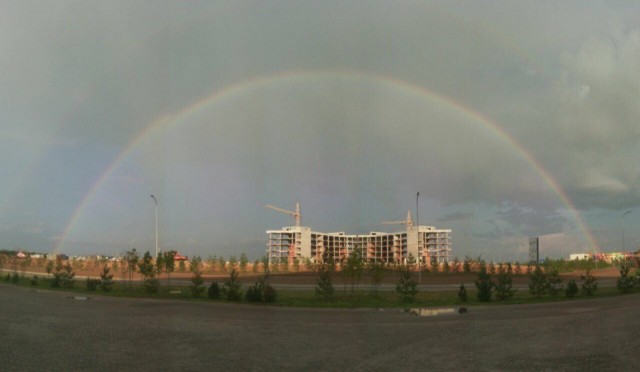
<box><xmin>53</xmin><ymin>69</ymin><xmax>600</xmax><ymax>254</ymax></box>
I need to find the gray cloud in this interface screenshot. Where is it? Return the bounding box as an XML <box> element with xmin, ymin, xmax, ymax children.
<box><xmin>436</xmin><ymin>212</ymin><xmax>474</xmax><ymax>223</ymax></box>
<box><xmin>2</xmin><ymin>1</ymin><xmax>639</xmax><ymax>259</ymax></box>
<box><xmin>495</xmin><ymin>205</ymin><xmax>571</xmax><ymax>237</ymax></box>
<box><xmin>540</xmin><ymin>28</ymin><xmax>640</xmax><ymax>209</ymax></box>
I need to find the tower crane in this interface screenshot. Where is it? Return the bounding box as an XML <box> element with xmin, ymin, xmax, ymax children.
<box><xmin>380</xmin><ymin>209</ymin><xmax>415</xmax><ymax>264</ymax></box>
<box><xmin>382</xmin><ymin>209</ymin><xmax>420</xmax><ymax>265</ymax></box>
<box><xmin>381</xmin><ymin>210</ymin><xmax>413</xmax><ymax>227</ymax></box>
<box><xmin>265</xmin><ymin>202</ymin><xmax>301</xmax><ymax>226</ymax></box>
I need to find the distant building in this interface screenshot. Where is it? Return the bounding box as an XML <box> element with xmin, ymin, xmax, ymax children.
<box><xmin>174</xmin><ymin>253</ymin><xmax>188</xmax><ymax>261</ymax></box>
<box><xmin>569</xmin><ymin>252</ymin><xmax>639</xmax><ymax>263</ymax></box>
<box><xmin>594</xmin><ymin>252</ymin><xmax>636</xmax><ymax>263</ymax></box>
<box><xmin>528</xmin><ymin>238</ymin><xmax>539</xmax><ymax>263</ymax></box>
<box><xmin>569</xmin><ymin>253</ymin><xmax>591</xmax><ymax>261</ymax></box>
<box><xmin>266</xmin><ymin>210</ymin><xmax>452</xmax><ymax>264</ymax></box>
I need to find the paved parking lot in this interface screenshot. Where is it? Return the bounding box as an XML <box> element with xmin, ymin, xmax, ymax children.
<box><xmin>2</xmin><ymin>284</ymin><xmax>640</xmax><ymax>371</ymax></box>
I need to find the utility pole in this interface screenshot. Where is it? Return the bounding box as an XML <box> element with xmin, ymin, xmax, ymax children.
<box><xmin>417</xmin><ymin>192</ymin><xmax>421</xmax><ymax>285</ymax></box>
<box><xmin>150</xmin><ymin>194</ymin><xmax>158</xmax><ymax>260</ymax></box>
<box><xmin>622</xmin><ymin>210</ymin><xmax>631</xmax><ymax>252</ymax></box>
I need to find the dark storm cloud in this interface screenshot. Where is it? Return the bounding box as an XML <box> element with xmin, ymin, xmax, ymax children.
<box><xmin>2</xmin><ymin>1</ymin><xmax>639</xmax><ymax>259</ymax></box>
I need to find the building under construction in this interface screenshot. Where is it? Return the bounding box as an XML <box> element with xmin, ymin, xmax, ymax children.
<box><xmin>265</xmin><ymin>203</ymin><xmax>452</xmax><ymax>264</ymax></box>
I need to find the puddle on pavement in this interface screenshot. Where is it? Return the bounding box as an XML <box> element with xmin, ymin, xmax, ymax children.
<box><xmin>407</xmin><ymin>307</ymin><xmax>461</xmax><ymax>317</ymax></box>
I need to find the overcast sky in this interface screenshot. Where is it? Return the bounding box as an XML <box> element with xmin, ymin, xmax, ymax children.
<box><xmin>1</xmin><ymin>0</ymin><xmax>639</xmax><ymax>261</ymax></box>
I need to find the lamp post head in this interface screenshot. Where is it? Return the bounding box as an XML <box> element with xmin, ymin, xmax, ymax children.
<box><xmin>150</xmin><ymin>194</ymin><xmax>158</xmax><ymax>205</ymax></box>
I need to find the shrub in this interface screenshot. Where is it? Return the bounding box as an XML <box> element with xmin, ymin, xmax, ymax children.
<box><xmin>190</xmin><ymin>271</ymin><xmax>205</xmax><ymax>297</ymax></box>
<box><xmin>344</xmin><ymin>248</ymin><xmax>365</xmax><ymax>296</ymax></box>
<box><xmin>581</xmin><ymin>269</ymin><xmax>598</xmax><ymax>296</ymax></box>
<box><xmin>208</xmin><ymin>282</ymin><xmax>221</xmax><ymax>299</ymax></box>
<box><xmin>51</xmin><ymin>272</ymin><xmax>62</xmax><ymax>288</ymax></box>
<box><xmin>155</xmin><ymin>253</ymin><xmax>165</xmax><ymax>279</ymax></box>
<box><xmin>51</xmin><ymin>262</ymin><xmax>76</xmax><ymax>289</ymax></box>
<box><xmin>565</xmin><ymin>279</ymin><xmax>578</xmax><ymax>298</ymax></box>
<box><xmin>11</xmin><ymin>272</ymin><xmax>20</xmax><ymax>284</ymax></box>
<box><xmin>528</xmin><ymin>265</ymin><xmax>548</xmax><ymax>298</ymax></box>
<box><xmin>62</xmin><ymin>276</ymin><xmax>75</xmax><ymax>288</ymax></box>
<box><xmin>458</xmin><ymin>284</ymin><xmax>467</xmax><ymax>302</ymax></box>
<box><xmin>421</xmin><ymin>264</ymin><xmax>430</xmax><ymax>275</ymax></box>
<box><xmin>315</xmin><ymin>264</ymin><xmax>335</xmax><ymax>301</ymax></box>
<box><xmin>246</xmin><ymin>283</ymin><xmax>262</xmax><ymax>302</ymax></box>
<box><xmin>474</xmin><ymin>265</ymin><xmax>494</xmax><ymax>302</ymax></box>
<box><xmin>45</xmin><ymin>260</ymin><xmax>54</xmax><ymax>275</ymax></box>
<box><xmin>245</xmin><ymin>279</ymin><xmax>278</xmax><ymax>303</ymax></box>
<box><xmin>514</xmin><ymin>262</ymin><xmax>522</xmax><ymax>275</ymax></box>
<box><xmin>396</xmin><ymin>268</ymin><xmax>418</xmax><ymax>303</ymax></box>
<box><xmin>137</xmin><ymin>251</ymin><xmax>158</xmax><ymax>294</ymax></box>
<box><xmin>430</xmin><ymin>256</ymin><xmax>439</xmax><ymax>274</ymax></box>
<box><xmin>229</xmin><ymin>256</ymin><xmax>238</xmax><ymax>271</ymax></box>
<box><xmin>143</xmin><ymin>278</ymin><xmax>159</xmax><ymax>294</ymax></box>
<box><xmin>62</xmin><ymin>263</ymin><xmax>76</xmax><ymax>288</ymax></box>
<box><xmin>124</xmin><ymin>249</ymin><xmax>140</xmax><ymax>290</ymax></box>
<box><xmin>616</xmin><ymin>260</ymin><xmax>635</xmax><ymax>294</ymax></box>
<box><xmin>218</xmin><ymin>256</ymin><xmax>226</xmax><ymax>273</ymax></box>
<box><xmin>100</xmin><ymin>265</ymin><xmax>114</xmax><ymax>292</ymax></box>
<box><xmin>451</xmin><ymin>257</ymin><xmax>461</xmax><ymax>273</ymax></box>
<box><xmin>263</xmin><ymin>283</ymin><xmax>277</xmax><ymax>303</ymax></box>
<box><xmin>443</xmin><ymin>261</ymin><xmax>450</xmax><ymax>273</ymax></box>
<box><xmin>222</xmin><ymin>269</ymin><xmax>242</xmax><ymax>301</ymax></box>
<box><xmin>495</xmin><ymin>266</ymin><xmax>515</xmax><ymax>301</ymax></box>
<box><xmin>369</xmin><ymin>261</ymin><xmax>385</xmax><ymax>297</ymax></box>
<box><xmin>240</xmin><ymin>253</ymin><xmax>249</xmax><ymax>273</ymax></box>
<box><xmin>86</xmin><ymin>278</ymin><xmax>100</xmax><ymax>291</ymax></box>
<box><xmin>547</xmin><ymin>268</ymin><xmax>563</xmax><ymax>297</ymax></box>
<box><xmin>30</xmin><ymin>275</ymin><xmax>38</xmax><ymax>286</ymax></box>
<box><xmin>189</xmin><ymin>256</ymin><xmax>202</xmax><ymax>274</ymax></box>
<box><xmin>260</xmin><ymin>256</ymin><xmax>269</xmax><ymax>274</ymax></box>
<box><xmin>463</xmin><ymin>256</ymin><xmax>472</xmax><ymax>273</ymax></box>
<box><xmin>4</xmin><ymin>273</ymin><xmax>10</xmax><ymax>282</ymax></box>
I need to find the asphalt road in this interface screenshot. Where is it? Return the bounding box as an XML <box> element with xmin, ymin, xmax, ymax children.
<box><xmin>2</xmin><ymin>283</ymin><xmax>640</xmax><ymax>371</ymax></box>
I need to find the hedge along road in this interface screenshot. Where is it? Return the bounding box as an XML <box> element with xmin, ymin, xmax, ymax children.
<box><xmin>2</xmin><ymin>283</ymin><xmax>639</xmax><ymax>371</ymax></box>
<box><xmin>13</xmin><ymin>269</ymin><xmax>620</xmax><ymax>291</ymax></box>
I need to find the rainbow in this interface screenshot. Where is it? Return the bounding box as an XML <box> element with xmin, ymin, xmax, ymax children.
<box><xmin>53</xmin><ymin>69</ymin><xmax>599</xmax><ymax>254</ymax></box>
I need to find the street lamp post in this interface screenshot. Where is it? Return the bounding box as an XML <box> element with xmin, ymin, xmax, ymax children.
<box><xmin>150</xmin><ymin>194</ymin><xmax>158</xmax><ymax>260</ymax></box>
<box><xmin>622</xmin><ymin>210</ymin><xmax>631</xmax><ymax>252</ymax></box>
<box><xmin>417</xmin><ymin>192</ymin><xmax>421</xmax><ymax>285</ymax></box>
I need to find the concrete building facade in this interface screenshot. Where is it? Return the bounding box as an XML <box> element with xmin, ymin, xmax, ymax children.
<box><xmin>266</xmin><ymin>217</ymin><xmax>452</xmax><ymax>265</ymax></box>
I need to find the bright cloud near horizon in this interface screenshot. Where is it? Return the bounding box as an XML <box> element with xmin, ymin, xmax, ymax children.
<box><xmin>1</xmin><ymin>1</ymin><xmax>639</xmax><ymax>261</ymax></box>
